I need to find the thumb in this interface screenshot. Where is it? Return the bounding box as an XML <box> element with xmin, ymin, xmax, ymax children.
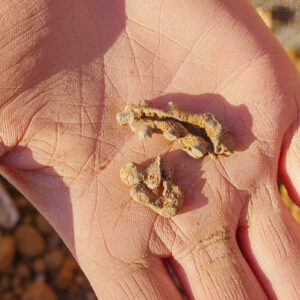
<box><xmin>279</xmin><ymin>114</ymin><xmax>300</xmax><ymax>206</ymax></box>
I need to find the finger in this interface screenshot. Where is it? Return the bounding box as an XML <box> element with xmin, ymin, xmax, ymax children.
<box><xmin>171</xmin><ymin>225</ymin><xmax>267</xmax><ymax>300</ymax></box>
<box><xmin>279</xmin><ymin>116</ymin><xmax>300</xmax><ymax>206</ymax></box>
<box><xmin>87</xmin><ymin>257</ymin><xmax>183</xmax><ymax>300</ymax></box>
<box><xmin>238</xmin><ymin>184</ymin><xmax>300</xmax><ymax>299</ymax></box>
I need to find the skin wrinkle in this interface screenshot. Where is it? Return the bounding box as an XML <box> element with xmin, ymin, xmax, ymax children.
<box><xmin>173</xmin><ymin>227</ymin><xmax>232</xmax><ymax>260</ymax></box>
<box><xmin>49</xmin><ymin>122</ymin><xmax>60</xmax><ymax>166</ymax></box>
<box><xmin>131</xmin><ymin>272</ymin><xmax>148</xmax><ymax>299</ymax></box>
<box><xmin>28</xmin><ymin>138</ymin><xmax>52</xmax><ymax>152</ymax></box>
<box><xmin>163</xmin><ymin>26</ymin><xmax>217</xmax><ymax>94</ymax></box>
<box><xmin>199</xmin><ymin>253</ymin><xmax>250</xmax><ymax>299</ymax></box>
<box><xmin>139</xmin><ymin>273</ymin><xmax>155</xmax><ymax>299</ymax></box>
<box><xmin>0</xmin><ymin>4</ymin><xmax>49</xmax><ymax>51</ymax></box>
<box><xmin>72</xmin><ymin>173</ymin><xmax>97</xmax><ymax>207</ymax></box>
<box><xmin>195</xmin><ymin>261</ymin><xmax>207</xmax><ymax>299</ymax></box>
<box><xmin>99</xmin><ymin>197</ymin><xmax>130</xmax><ymax>216</ymax></box>
<box><xmin>191</xmin><ymin>250</ymin><xmax>202</xmax><ymax>299</ymax></box>
<box><xmin>146</xmin><ymin>0</ymin><xmax>162</xmax><ymax>74</ymax></box>
<box><xmin>214</xmin><ymin>160</ymin><xmax>238</xmax><ymax>190</ymax></box>
<box><xmin>291</xmin><ymin>280</ymin><xmax>300</xmax><ymax>299</ymax></box>
<box><xmin>147</xmin><ymin>215</ymin><xmax>163</xmax><ymax>253</ymax></box>
<box><xmin>254</xmin><ymin>140</ymin><xmax>277</xmax><ymax>161</ymax></box>
<box><xmin>170</xmin><ymin>219</ymin><xmax>192</xmax><ymax>244</ymax></box>
<box><xmin>125</xmin><ymin>30</ymin><xmax>146</xmax><ymax>100</ymax></box>
<box><xmin>98</xmin><ymin>219</ymin><xmax>126</xmax><ymax>264</ymax></box>
<box><xmin>256</xmin><ymin>183</ymin><xmax>281</xmax><ymax>212</ymax></box>
<box><xmin>2</xmin><ymin>1</ymin><xmax>300</xmax><ymax>299</ymax></box>
<box><xmin>215</xmin><ymin>52</ymin><xmax>266</xmax><ymax>94</ymax></box>
<box><xmin>125</xmin><ymin>19</ymin><xmax>190</xmax><ymax>94</ymax></box>
<box><xmin>126</xmin><ymin>10</ymin><xmax>214</xmax><ymax>61</ymax></box>
<box><xmin>94</xmin><ymin>259</ymin><xmax>179</xmax><ymax>299</ymax></box>
<box><xmin>229</xmin><ymin>272</ymin><xmax>247</xmax><ymax>299</ymax></box>
<box><xmin>206</xmin><ymin>270</ymin><xmax>222</xmax><ymax>299</ymax></box>
<box><xmin>94</xmin><ymin>262</ymin><xmax>145</xmax><ymax>283</ymax></box>
<box><xmin>168</xmin><ymin>223</ymin><xmax>185</xmax><ymax>254</ymax></box>
<box><xmin>78</xmin><ymin>69</ymin><xmax>84</xmax><ymax>136</ymax></box>
<box><xmin>267</xmin><ymin>217</ymin><xmax>288</xmax><ymax>261</ymax></box>
<box><xmin>262</xmin><ymin>220</ymin><xmax>284</xmax><ymax>261</ymax></box>
<box><xmin>145</xmin><ymin>275</ymin><xmax>160</xmax><ymax>300</ymax></box>
<box><xmin>33</xmin><ymin>119</ymin><xmax>103</xmax><ymax>126</ymax></box>
<box><xmin>122</xmin><ymin>277</ymin><xmax>135</xmax><ymax>299</ymax></box>
<box><xmin>141</xmin><ymin>273</ymin><xmax>155</xmax><ymax>299</ymax></box>
<box><xmin>104</xmin><ymin>72</ymin><xmax>127</xmax><ymax>105</ymax></box>
<box><xmin>87</xmin><ymin>175</ymin><xmax>100</xmax><ymax>247</ymax></box>
<box><xmin>2</xmin><ymin>18</ymin><xmax>49</xmax><ymax>57</ymax></box>
<box><xmin>112</xmin><ymin>197</ymin><xmax>133</xmax><ymax>231</ymax></box>
<box><xmin>135</xmin><ymin>274</ymin><xmax>151</xmax><ymax>298</ymax></box>
<box><xmin>167</xmin><ymin>220</ymin><xmax>179</xmax><ymax>255</ymax></box>
<box><xmin>117</xmin><ymin>278</ymin><xmax>129</xmax><ymax>298</ymax></box>
<box><xmin>17</xmin><ymin>102</ymin><xmax>49</xmax><ymax>143</ymax></box>
<box><xmin>223</xmin><ymin>272</ymin><xmax>241</xmax><ymax>299</ymax></box>
<box><xmin>104</xmin><ymin>34</ymin><xmax>127</xmax><ymax>67</ymax></box>
<box><xmin>244</xmin><ymin>179</ymin><xmax>300</xmax><ymax>295</ymax></box>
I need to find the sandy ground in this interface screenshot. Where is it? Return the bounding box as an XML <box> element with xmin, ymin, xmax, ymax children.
<box><xmin>251</xmin><ymin>0</ymin><xmax>300</xmax><ymax>48</ymax></box>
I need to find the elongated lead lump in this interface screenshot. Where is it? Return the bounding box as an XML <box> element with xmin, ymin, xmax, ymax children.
<box><xmin>116</xmin><ymin>101</ymin><xmax>234</xmax><ymax>158</ymax></box>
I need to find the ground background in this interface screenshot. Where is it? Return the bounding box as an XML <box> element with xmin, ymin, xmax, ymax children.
<box><xmin>252</xmin><ymin>0</ymin><xmax>300</xmax><ymax>49</ymax></box>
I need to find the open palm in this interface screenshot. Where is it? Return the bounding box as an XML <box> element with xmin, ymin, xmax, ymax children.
<box><xmin>1</xmin><ymin>1</ymin><xmax>300</xmax><ymax>299</ymax></box>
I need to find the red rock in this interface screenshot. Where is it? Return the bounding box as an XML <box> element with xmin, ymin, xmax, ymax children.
<box><xmin>32</xmin><ymin>258</ymin><xmax>46</xmax><ymax>273</ymax></box>
<box><xmin>86</xmin><ymin>291</ymin><xmax>97</xmax><ymax>300</ymax></box>
<box><xmin>46</xmin><ymin>234</ymin><xmax>62</xmax><ymax>250</ymax></box>
<box><xmin>15</xmin><ymin>225</ymin><xmax>45</xmax><ymax>258</ymax></box>
<box><xmin>0</xmin><ymin>275</ymin><xmax>11</xmax><ymax>290</ymax></box>
<box><xmin>22</xmin><ymin>282</ymin><xmax>57</xmax><ymax>300</ymax></box>
<box><xmin>35</xmin><ymin>214</ymin><xmax>53</xmax><ymax>235</ymax></box>
<box><xmin>22</xmin><ymin>214</ymin><xmax>34</xmax><ymax>225</ymax></box>
<box><xmin>16</xmin><ymin>263</ymin><xmax>31</xmax><ymax>279</ymax></box>
<box><xmin>74</xmin><ymin>273</ymin><xmax>90</xmax><ymax>289</ymax></box>
<box><xmin>3</xmin><ymin>291</ymin><xmax>15</xmax><ymax>300</ymax></box>
<box><xmin>0</xmin><ymin>235</ymin><xmax>16</xmax><ymax>271</ymax></box>
<box><xmin>54</xmin><ymin>257</ymin><xmax>77</xmax><ymax>290</ymax></box>
<box><xmin>44</xmin><ymin>250</ymin><xmax>64</xmax><ymax>271</ymax></box>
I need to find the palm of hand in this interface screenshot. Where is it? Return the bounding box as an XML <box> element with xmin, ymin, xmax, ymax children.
<box><xmin>1</xmin><ymin>1</ymin><xmax>300</xmax><ymax>299</ymax></box>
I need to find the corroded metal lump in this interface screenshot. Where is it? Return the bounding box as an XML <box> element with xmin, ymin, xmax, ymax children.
<box><xmin>120</xmin><ymin>156</ymin><xmax>183</xmax><ymax>218</ymax></box>
<box><xmin>116</xmin><ymin>100</ymin><xmax>234</xmax><ymax>159</ymax></box>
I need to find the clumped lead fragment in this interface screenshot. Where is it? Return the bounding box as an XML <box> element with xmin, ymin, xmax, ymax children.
<box><xmin>120</xmin><ymin>156</ymin><xmax>183</xmax><ymax>218</ymax></box>
<box><xmin>116</xmin><ymin>100</ymin><xmax>234</xmax><ymax>158</ymax></box>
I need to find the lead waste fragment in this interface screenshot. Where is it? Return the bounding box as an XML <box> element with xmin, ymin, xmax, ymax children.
<box><xmin>117</xmin><ymin>100</ymin><xmax>234</xmax><ymax>216</ymax></box>
<box><xmin>120</xmin><ymin>155</ymin><xmax>183</xmax><ymax>218</ymax></box>
<box><xmin>116</xmin><ymin>100</ymin><xmax>234</xmax><ymax>159</ymax></box>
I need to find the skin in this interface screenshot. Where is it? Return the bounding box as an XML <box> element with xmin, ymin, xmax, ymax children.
<box><xmin>0</xmin><ymin>0</ymin><xmax>300</xmax><ymax>299</ymax></box>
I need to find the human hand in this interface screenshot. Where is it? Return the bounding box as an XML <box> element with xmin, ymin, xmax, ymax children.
<box><xmin>1</xmin><ymin>1</ymin><xmax>300</xmax><ymax>299</ymax></box>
